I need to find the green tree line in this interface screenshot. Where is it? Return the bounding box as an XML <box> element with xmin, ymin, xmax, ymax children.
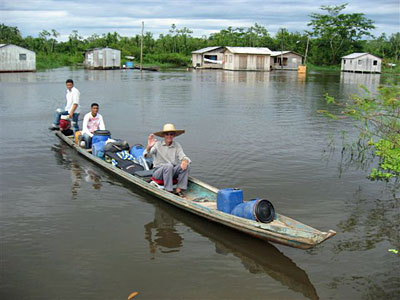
<box><xmin>1</xmin><ymin>4</ymin><xmax>399</xmax><ymax>69</ymax></box>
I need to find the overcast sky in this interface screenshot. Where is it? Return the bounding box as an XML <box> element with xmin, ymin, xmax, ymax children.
<box><xmin>1</xmin><ymin>0</ymin><xmax>399</xmax><ymax>40</ymax></box>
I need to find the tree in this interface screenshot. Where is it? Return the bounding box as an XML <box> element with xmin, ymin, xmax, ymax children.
<box><xmin>0</xmin><ymin>24</ymin><xmax>23</xmax><ymax>44</ymax></box>
<box><xmin>308</xmin><ymin>4</ymin><xmax>375</xmax><ymax>64</ymax></box>
<box><xmin>319</xmin><ymin>84</ymin><xmax>400</xmax><ymax>181</ymax></box>
<box><xmin>50</xmin><ymin>29</ymin><xmax>59</xmax><ymax>53</ymax></box>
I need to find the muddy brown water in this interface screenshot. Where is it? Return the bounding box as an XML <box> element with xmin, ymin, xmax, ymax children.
<box><xmin>1</xmin><ymin>68</ymin><xmax>399</xmax><ymax>299</ymax></box>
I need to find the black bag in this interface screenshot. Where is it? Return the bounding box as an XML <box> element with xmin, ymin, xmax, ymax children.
<box><xmin>105</xmin><ymin>151</ymin><xmax>144</xmax><ymax>175</ymax></box>
<box><xmin>104</xmin><ymin>140</ymin><xmax>130</xmax><ymax>153</ymax></box>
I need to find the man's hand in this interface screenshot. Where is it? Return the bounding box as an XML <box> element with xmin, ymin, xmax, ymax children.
<box><xmin>147</xmin><ymin>134</ymin><xmax>157</xmax><ymax>149</ymax></box>
<box><xmin>180</xmin><ymin>159</ymin><xmax>188</xmax><ymax>170</ymax></box>
<box><xmin>68</xmin><ymin>113</ymin><xmax>73</xmax><ymax>119</ymax></box>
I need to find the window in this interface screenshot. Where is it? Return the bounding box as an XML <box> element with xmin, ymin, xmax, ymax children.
<box><xmin>19</xmin><ymin>53</ymin><xmax>26</xmax><ymax>60</ymax></box>
<box><xmin>358</xmin><ymin>60</ymin><xmax>362</xmax><ymax>65</ymax></box>
<box><xmin>225</xmin><ymin>55</ymin><xmax>228</xmax><ymax>63</ymax></box>
<box><xmin>343</xmin><ymin>59</ymin><xmax>346</xmax><ymax>64</ymax></box>
<box><xmin>98</xmin><ymin>51</ymin><xmax>103</xmax><ymax>59</ymax></box>
<box><xmin>204</xmin><ymin>54</ymin><xmax>217</xmax><ymax>61</ymax></box>
<box><xmin>373</xmin><ymin>60</ymin><xmax>378</xmax><ymax>66</ymax></box>
<box><xmin>229</xmin><ymin>55</ymin><xmax>232</xmax><ymax>63</ymax></box>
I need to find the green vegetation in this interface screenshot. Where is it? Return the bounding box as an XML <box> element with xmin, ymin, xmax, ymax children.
<box><xmin>0</xmin><ymin>4</ymin><xmax>399</xmax><ymax>70</ymax></box>
<box><xmin>319</xmin><ymin>84</ymin><xmax>400</xmax><ymax>181</ymax></box>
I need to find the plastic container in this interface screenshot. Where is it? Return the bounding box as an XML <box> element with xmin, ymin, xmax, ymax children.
<box><xmin>130</xmin><ymin>144</ymin><xmax>153</xmax><ymax>170</ymax></box>
<box><xmin>217</xmin><ymin>188</ymin><xmax>243</xmax><ymax>213</ymax></box>
<box><xmin>92</xmin><ymin>130</ymin><xmax>111</xmax><ymax>145</ymax></box>
<box><xmin>92</xmin><ymin>141</ymin><xmax>107</xmax><ymax>158</ymax></box>
<box><xmin>230</xmin><ymin>198</ymin><xmax>275</xmax><ymax>223</ymax></box>
<box><xmin>60</xmin><ymin>118</ymin><xmax>71</xmax><ymax>131</ymax></box>
<box><xmin>130</xmin><ymin>144</ymin><xmax>145</xmax><ymax>160</ymax></box>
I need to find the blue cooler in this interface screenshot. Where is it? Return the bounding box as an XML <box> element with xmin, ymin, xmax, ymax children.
<box><xmin>217</xmin><ymin>188</ymin><xmax>243</xmax><ymax>213</ymax></box>
<box><xmin>92</xmin><ymin>141</ymin><xmax>106</xmax><ymax>158</ymax></box>
<box><xmin>92</xmin><ymin>130</ymin><xmax>111</xmax><ymax>145</ymax></box>
<box><xmin>231</xmin><ymin>198</ymin><xmax>275</xmax><ymax>223</ymax></box>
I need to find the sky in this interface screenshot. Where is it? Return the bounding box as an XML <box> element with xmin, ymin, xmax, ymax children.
<box><xmin>1</xmin><ymin>0</ymin><xmax>399</xmax><ymax>40</ymax></box>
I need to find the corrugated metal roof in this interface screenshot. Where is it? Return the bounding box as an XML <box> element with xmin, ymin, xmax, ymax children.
<box><xmin>224</xmin><ymin>47</ymin><xmax>272</xmax><ymax>55</ymax></box>
<box><xmin>192</xmin><ymin>46</ymin><xmax>223</xmax><ymax>54</ymax></box>
<box><xmin>342</xmin><ymin>53</ymin><xmax>368</xmax><ymax>59</ymax></box>
<box><xmin>0</xmin><ymin>44</ymin><xmax>7</xmax><ymax>48</ymax></box>
<box><xmin>342</xmin><ymin>52</ymin><xmax>381</xmax><ymax>60</ymax></box>
<box><xmin>270</xmin><ymin>51</ymin><xmax>291</xmax><ymax>56</ymax></box>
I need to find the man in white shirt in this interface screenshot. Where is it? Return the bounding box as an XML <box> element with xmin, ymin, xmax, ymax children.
<box><xmin>81</xmin><ymin>103</ymin><xmax>106</xmax><ymax>149</ymax></box>
<box><xmin>50</xmin><ymin>79</ymin><xmax>80</xmax><ymax>132</ymax></box>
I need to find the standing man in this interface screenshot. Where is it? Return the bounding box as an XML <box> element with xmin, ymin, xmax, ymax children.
<box><xmin>49</xmin><ymin>79</ymin><xmax>80</xmax><ymax>132</ymax></box>
<box><xmin>144</xmin><ymin>124</ymin><xmax>191</xmax><ymax>196</ymax></box>
<box><xmin>81</xmin><ymin>103</ymin><xmax>106</xmax><ymax>149</ymax></box>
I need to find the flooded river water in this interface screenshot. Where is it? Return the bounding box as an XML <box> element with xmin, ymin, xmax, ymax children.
<box><xmin>1</xmin><ymin>68</ymin><xmax>399</xmax><ymax>299</ymax></box>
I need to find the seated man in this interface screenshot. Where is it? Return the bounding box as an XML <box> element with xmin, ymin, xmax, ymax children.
<box><xmin>144</xmin><ymin>123</ymin><xmax>191</xmax><ymax>196</ymax></box>
<box><xmin>81</xmin><ymin>103</ymin><xmax>106</xmax><ymax>149</ymax></box>
<box><xmin>50</xmin><ymin>79</ymin><xmax>80</xmax><ymax>132</ymax></box>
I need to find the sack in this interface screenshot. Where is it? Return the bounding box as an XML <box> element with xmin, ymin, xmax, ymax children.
<box><xmin>104</xmin><ymin>140</ymin><xmax>130</xmax><ymax>153</ymax></box>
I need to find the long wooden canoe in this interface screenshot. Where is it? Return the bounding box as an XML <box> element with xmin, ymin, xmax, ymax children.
<box><xmin>56</xmin><ymin>131</ymin><xmax>336</xmax><ymax>249</ymax></box>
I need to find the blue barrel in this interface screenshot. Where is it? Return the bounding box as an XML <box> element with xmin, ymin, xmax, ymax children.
<box><xmin>92</xmin><ymin>130</ymin><xmax>111</xmax><ymax>145</ymax></box>
<box><xmin>217</xmin><ymin>188</ymin><xmax>243</xmax><ymax>213</ymax></box>
<box><xmin>126</xmin><ymin>61</ymin><xmax>134</xmax><ymax>68</ymax></box>
<box><xmin>92</xmin><ymin>141</ymin><xmax>106</xmax><ymax>158</ymax></box>
<box><xmin>231</xmin><ymin>198</ymin><xmax>275</xmax><ymax>223</ymax></box>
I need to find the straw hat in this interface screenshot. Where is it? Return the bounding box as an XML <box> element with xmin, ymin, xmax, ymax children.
<box><xmin>154</xmin><ymin>123</ymin><xmax>185</xmax><ymax>137</ymax></box>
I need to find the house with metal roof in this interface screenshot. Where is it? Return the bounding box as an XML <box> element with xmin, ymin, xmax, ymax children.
<box><xmin>341</xmin><ymin>53</ymin><xmax>381</xmax><ymax>73</ymax></box>
<box><xmin>222</xmin><ymin>47</ymin><xmax>272</xmax><ymax>71</ymax></box>
<box><xmin>84</xmin><ymin>48</ymin><xmax>121</xmax><ymax>70</ymax></box>
<box><xmin>270</xmin><ymin>51</ymin><xmax>303</xmax><ymax>70</ymax></box>
<box><xmin>191</xmin><ymin>46</ymin><xmax>225</xmax><ymax>69</ymax></box>
<box><xmin>0</xmin><ymin>44</ymin><xmax>36</xmax><ymax>72</ymax></box>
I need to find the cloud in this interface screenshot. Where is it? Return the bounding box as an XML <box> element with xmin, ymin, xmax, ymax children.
<box><xmin>1</xmin><ymin>0</ymin><xmax>399</xmax><ymax>39</ymax></box>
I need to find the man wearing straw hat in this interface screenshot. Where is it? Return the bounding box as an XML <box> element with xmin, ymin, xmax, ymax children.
<box><xmin>144</xmin><ymin>123</ymin><xmax>191</xmax><ymax>197</ymax></box>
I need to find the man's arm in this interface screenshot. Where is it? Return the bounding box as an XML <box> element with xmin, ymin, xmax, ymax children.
<box><xmin>143</xmin><ymin>134</ymin><xmax>157</xmax><ymax>158</ymax></box>
<box><xmin>69</xmin><ymin>89</ymin><xmax>80</xmax><ymax>118</ymax></box>
<box><xmin>69</xmin><ymin>104</ymin><xmax>78</xmax><ymax>119</ymax></box>
<box><xmin>82</xmin><ymin>114</ymin><xmax>92</xmax><ymax>137</ymax></box>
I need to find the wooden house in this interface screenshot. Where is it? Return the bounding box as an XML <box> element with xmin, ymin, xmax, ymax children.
<box><xmin>84</xmin><ymin>48</ymin><xmax>121</xmax><ymax>70</ymax></box>
<box><xmin>341</xmin><ymin>53</ymin><xmax>381</xmax><ymax>73</ymax></box>
<box><xmin>0</xmin><ymin>44</ymin><xmax>36</xmax><ymax>72</ymax></box>
<box><xmin>270</xmin><ymin>51</ymin><xmax>303</xmax><ymax>70</ymax></box>
<box><xmin>222</xmin><ymin>47</ymin><xmax>271</xmax><ymax>71</ymax></box>
<box><xmin>192</xmin><ymin>46</ymin><xmax>225</xmax><ymax>69</ymax></box>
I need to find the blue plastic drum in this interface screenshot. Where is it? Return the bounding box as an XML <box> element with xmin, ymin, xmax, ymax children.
<box><xmin>230</xmin><ymin>198</ymin><xmax>275</xmax><ymax>223</ymax></box>
<box><xmin>92</xmin><ymin>130</ymin><xmax>111</xmax><ymax>145</ymax></box>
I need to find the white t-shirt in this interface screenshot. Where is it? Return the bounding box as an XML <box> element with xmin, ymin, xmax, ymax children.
<box><xmin>82</xmin><ymin>112</ymin><xmax>106</xmax><ymax>137</ymax></box>
<box><xmin>65</xmin><ymin>87</ymin><xmax>80</xmax><ymax>114</ymax></box>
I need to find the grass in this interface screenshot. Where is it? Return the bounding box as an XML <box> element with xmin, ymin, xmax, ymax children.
<box><xmin>306</xmin><ymin>63</ymin><xmax>341</xmax><ymax>71</ymax></box>
<box><xmin>36</xmin><ymin>52</ymin><xmax>84</xmax><ymax>70</ymax></box>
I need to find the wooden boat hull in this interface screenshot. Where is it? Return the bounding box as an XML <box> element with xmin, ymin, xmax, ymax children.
<box><xmin>55</xmin><ymin>132</ymin><xmax>336</xmax><ymax>249</ymax></box>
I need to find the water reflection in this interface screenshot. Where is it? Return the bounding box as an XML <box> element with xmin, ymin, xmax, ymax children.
<box><xmin>219</xmin><ymin>70</ymin><xmax>270</xmax><ymax>85</ymax></box>
<box><xmin>146</xmin><ymin>199</ymin><xmax>319</xmax><ymax>300</ymax></box>
<box><xmin>340</xmin><ymin>72</ymin><xmax>381</xmax><ymax>89</ymax></box>
<box><xmin>144</xmin><ymin>208</ymin><xmax>183</xmax><ymax>258</ymax></box>
<box><xmin>51</xmin><ymin>143</ymin><xmax>102</xmax><ymax>198</ymax></box>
